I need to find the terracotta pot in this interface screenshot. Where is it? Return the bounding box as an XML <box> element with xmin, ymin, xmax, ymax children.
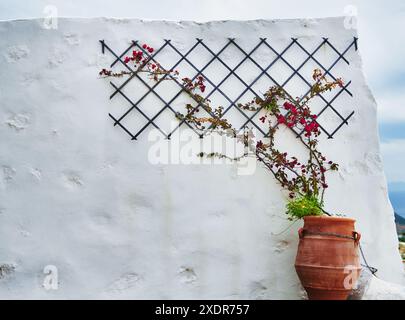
<box><xmin>295</xmin><ymin>215</ymin><xmax>362</xmax><ymax>300</ymax></box>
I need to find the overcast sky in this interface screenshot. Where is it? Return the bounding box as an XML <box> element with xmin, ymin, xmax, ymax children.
<box><xmin>1</xmin><ymin>0</ymin><xmax>404</xmax><ymax>210</ymax></box>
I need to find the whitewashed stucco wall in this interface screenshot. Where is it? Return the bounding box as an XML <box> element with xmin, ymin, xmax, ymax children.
<box><xmin>0</xmin><ymin>17</ymin><xmax>403</xmax><ymax>299</ymax></box>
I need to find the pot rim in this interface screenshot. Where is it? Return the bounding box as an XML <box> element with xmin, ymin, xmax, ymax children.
<box><xmin>303</xmin><ymin>215</ymin><xmax>356</xmax><ymax>223</ymax></box>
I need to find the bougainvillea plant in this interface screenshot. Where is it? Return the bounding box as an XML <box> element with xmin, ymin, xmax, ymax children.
<box><xmin>100</xmin><ymin>44</ymin><xmax>344</xmax><ymax>220</ymax></box>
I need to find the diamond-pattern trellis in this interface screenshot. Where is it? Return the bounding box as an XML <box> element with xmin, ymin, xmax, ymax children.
<box><xmin>100</xmin><ymin>37</ymin><xmax>357</xmax><ymax>141</ymax></box>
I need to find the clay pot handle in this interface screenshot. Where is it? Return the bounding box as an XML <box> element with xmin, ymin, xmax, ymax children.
<box><xmin>353</xmin><ymin>231</ymin><xmax>361</xmax><ymax>245</ymax></box>
<box><xmin>298</xmin><ymin>228</ymin><xmax>305</xmax><ymax>239</ymax></box>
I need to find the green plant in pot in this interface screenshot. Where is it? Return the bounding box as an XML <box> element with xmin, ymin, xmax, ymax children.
<box><xmin>286</xmin><ymin>195</ymin><xmax>323</xmax><ymax>220</ymax></box>
<box><xmin>100</xmin><ymin>46</ymin><xmax>362</xmax><ymax>300</ymax></box>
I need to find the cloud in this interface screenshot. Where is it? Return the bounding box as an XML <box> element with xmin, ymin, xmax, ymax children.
<box><xmin>376</xmin><ymin>91</ymin><xmax>405</xmax><ymax>123</ymax></box>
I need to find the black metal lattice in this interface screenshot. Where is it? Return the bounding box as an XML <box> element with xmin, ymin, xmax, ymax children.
<box><xmin>100</xmin><ymin>37</ymin><xmax>357</xmax><ymax>140</ymax></box>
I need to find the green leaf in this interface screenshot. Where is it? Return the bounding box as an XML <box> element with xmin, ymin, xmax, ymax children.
<box><xmin>285</xmin><ymin>195</ymin><xmax>323</xmax><ymax>219</ymax></box>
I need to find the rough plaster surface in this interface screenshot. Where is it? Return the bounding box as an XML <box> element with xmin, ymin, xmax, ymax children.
<box><xmin>363</xmin><ymin>276</ymin><xmax>405</xmax><ymax>300</ymax></box>
<box><xmin>0</xmin><ymin>17</ymin><xmax>403</xmax><ymax>299</ymax></box>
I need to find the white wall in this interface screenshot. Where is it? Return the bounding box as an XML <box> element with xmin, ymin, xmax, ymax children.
<box><xmin>0</xmin><ymin>17</ymin><xmax>403</xmax><ymax>299</ymax></box>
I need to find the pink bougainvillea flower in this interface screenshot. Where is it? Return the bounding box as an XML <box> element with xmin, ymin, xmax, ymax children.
<box><xmin>277</xmin><ymin>115</ymin><xmax>286</xmax><ymax>124</ymax></box>
<box><xmin>336</xmin><ymin>78</ymin><xmax>344</xmax><ymax>88</ymax></box>
<box><xmin>283</xmin><ymin>102</ymin><xmax>293</xmax><ymax>110</ymax></box>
